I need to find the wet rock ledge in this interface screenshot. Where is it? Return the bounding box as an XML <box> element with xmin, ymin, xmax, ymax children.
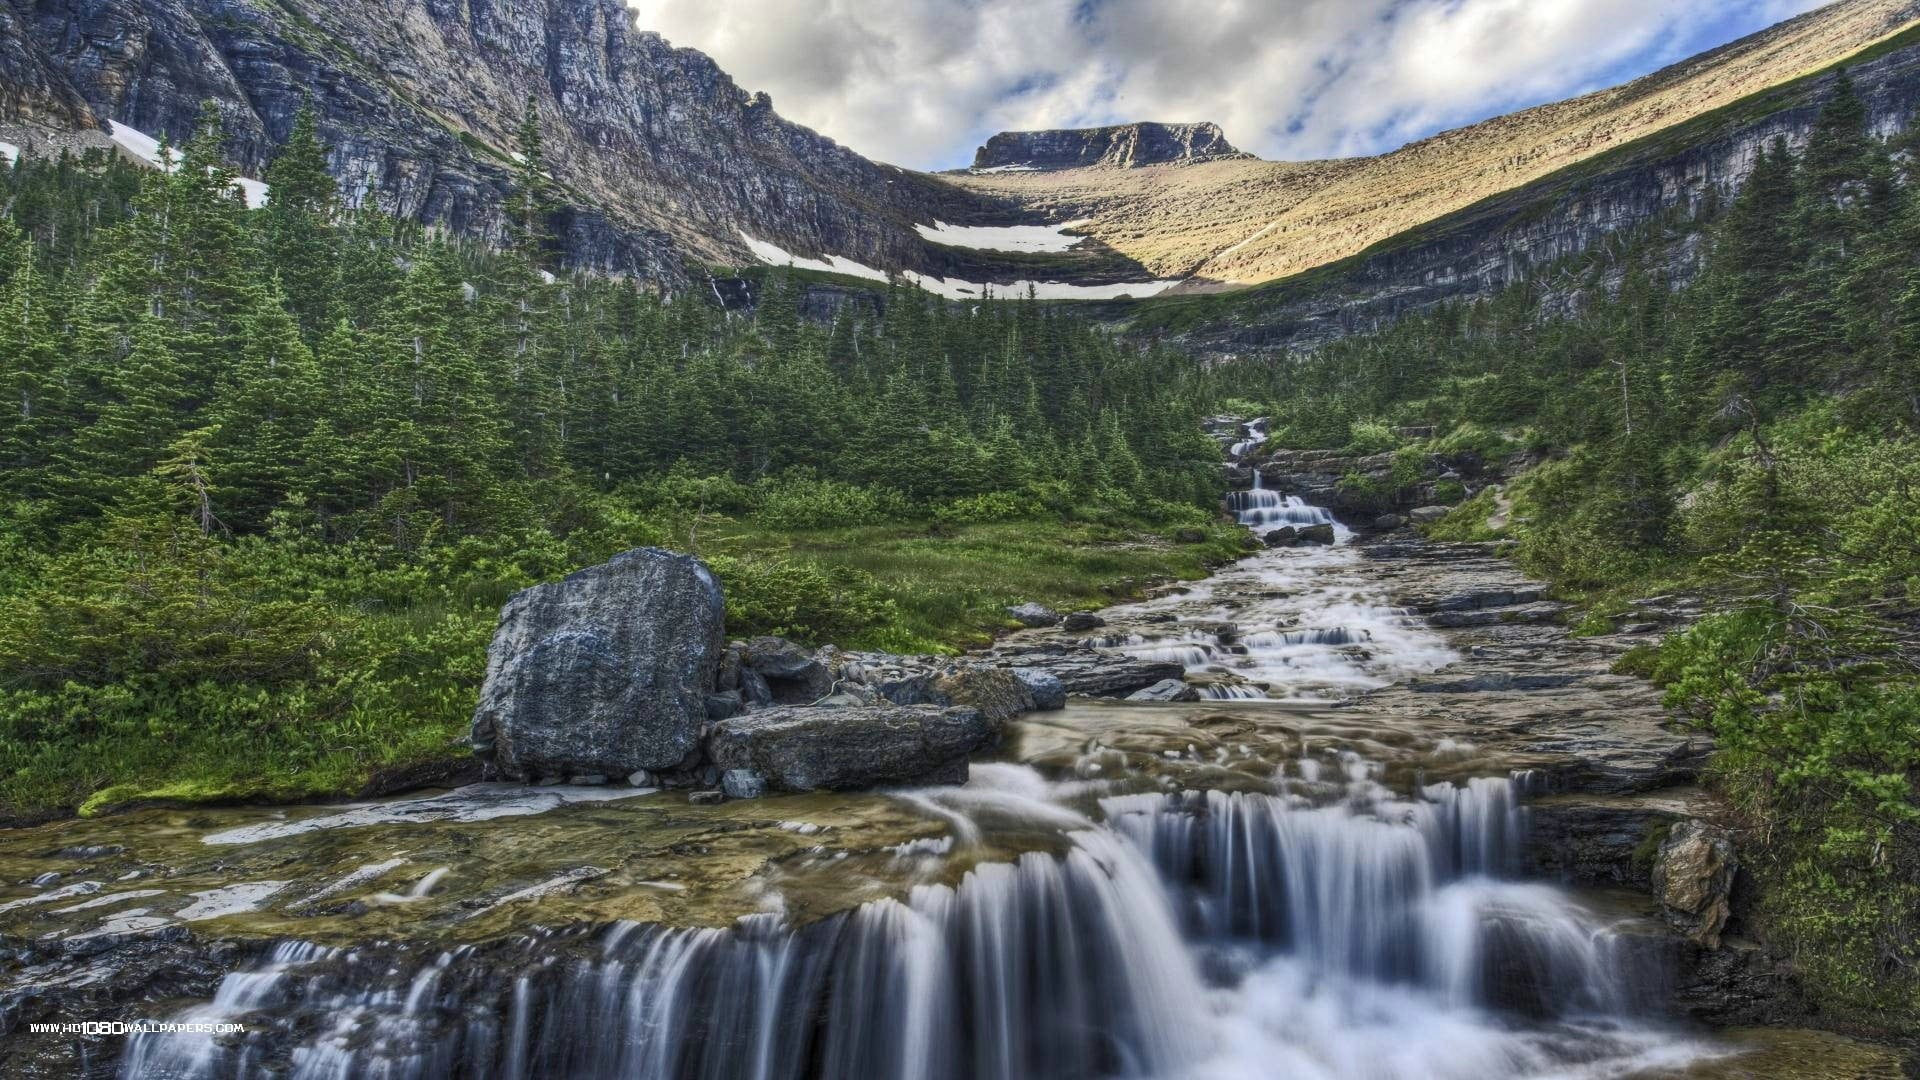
<box><xmin>1341</xmin><ymin>535</ymin><xmax>1803</xmax><ymax>1028</ymax></box>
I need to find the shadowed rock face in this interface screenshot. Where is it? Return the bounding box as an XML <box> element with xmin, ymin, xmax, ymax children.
<box><xmin>0</xmin><ymin>0</ymin><xmax>998</xmax><ymax>283</ymax></box>
<box><xmin>471</xmin><ymin>548</ymin><xmax>724</xmax><ymax>780</ymax></box>
<box><xmin>972</xmin><ymin>121</ymin><xmax>1242</xmax><ymax>170</ymax></box>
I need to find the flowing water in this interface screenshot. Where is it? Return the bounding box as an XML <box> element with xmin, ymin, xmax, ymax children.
<box><xmin>118</xmin><ymin>760</ymin><xmax>1716</xmax><ymax>1080</ymax></box>
<box><xmin>1088</xmin><ymin>469</ymin><xmax>1455</xmax><ymax>702</ymax></box>
<box><xmin>102</xmin><ymin>429</ymin><xmax>1732</xmax><ymax>1078</ymax></box>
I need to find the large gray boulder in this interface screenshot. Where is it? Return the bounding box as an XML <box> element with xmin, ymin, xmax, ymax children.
<box><xmin>705</xmin><ymin>705</ymin><xmax>996</xmax><ymax>791</ymax></box>
<box><xmin>1011</xmin><ymin>668</ymin><xmax>1067</xmax><ymax>711</ymax></box>
<box><xmin>470</xmin><ymin>548</ymin><xmax>725</xmax><ymax>780</ymax></box>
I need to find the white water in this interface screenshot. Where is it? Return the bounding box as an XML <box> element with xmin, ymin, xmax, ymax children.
<box><xmin>120</xmin><ymin>762</ymin><xmax>1716</xmax><ymax>1079</ymax></box>
<box><xmin>1079</xmin><ymin>424</ymin><xmax>1454</xmax><ymax>701</ymax></box>
<box><xmin>117</xmin><ymin>417</ymin><xmax>1717</xmax><ymax>1078</ymax></box>
<box><xmin>1088</xmin><ymin>528</ymin><xmax>1457</xmax><ymax>702</ymax></box>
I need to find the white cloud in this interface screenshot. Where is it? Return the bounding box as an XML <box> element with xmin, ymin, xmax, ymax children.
<box><xmin>630</xmin><ymin>0</ymin><xmax>1829</xmax><ymax>170</ymax></box>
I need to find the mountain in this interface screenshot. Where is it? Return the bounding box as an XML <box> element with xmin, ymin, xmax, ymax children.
<box><xmin>1128</xmin><ymin>21</ymin><xmax>1920</xmax><ymax>357</ymax></box>
<box><xmin>951</xmin><ymin>0</ymin><xmax>1920</xmax><ymax>289</ymax></box>
<box><xmin>971</xmin><ymin>122</ymin><xmax>1245</xmax><ymax>171</ymax></box>
<box><xmin>2</xmin><ymin>0</ymin><xmax>1918</xmax><ymax>323</ymax></box>
<box><xmin>0</xmin><ymin>0</ymin><xmax>1003</xmax><ymax>286</ymax></box>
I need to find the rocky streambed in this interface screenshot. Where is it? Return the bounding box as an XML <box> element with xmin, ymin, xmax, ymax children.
<box><xmin>0</xmin><ymin>450</ymin><xmax>1908</xmax><ymax>1076</ymax></box>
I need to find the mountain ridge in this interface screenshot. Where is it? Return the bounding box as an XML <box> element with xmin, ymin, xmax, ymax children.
<box><xmin>971</xmin><ymin>121</ymin><xmax>1245</xmax><ymax>171</ymax></box>
<box><xmin>2</xmin><ymin>0</ymin><xmax>1917</xmax><ymax>332</ymax></box>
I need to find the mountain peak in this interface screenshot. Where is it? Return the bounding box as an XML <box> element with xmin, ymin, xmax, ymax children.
<box><xmin>971</xmin><ymin>121</ymin><xmax>1242</xmax><ymax>171</ymax></box>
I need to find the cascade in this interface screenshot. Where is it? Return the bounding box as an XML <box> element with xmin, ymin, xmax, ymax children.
<box><xmin>1228</xmin><ymin>471</ymin><xmax>1338</xmax><ymax>530</ymax></box>
<box><xmin>120</xmin><ymin>767</ymin><xmax>1700</xmax><ymax>1080</ymax></box>
<box><xmin>116</xmin><ymin>428</ymin><xmax>1711</xmax><ymax>1080</ymax></box>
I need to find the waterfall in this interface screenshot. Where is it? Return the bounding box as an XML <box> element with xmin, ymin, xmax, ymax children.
<box><xmin>1227</xmin><ymin>419</ymin><xmax>1269</xmax><ymax>460</ymax></box>
<box><xmin>119</xmin><ymin>769</ymin><xmax>1694</xmax><ymax>1080</ymax></box>
<box><xmin>1228</xmin><ymin>472</ymin><xmax>1336</xmax><ymax>530</ymax></box>
<box><xmin>1086</xmin><ymin>467</ymin><xmax>1459</xmax><ymax>701</ymax></box>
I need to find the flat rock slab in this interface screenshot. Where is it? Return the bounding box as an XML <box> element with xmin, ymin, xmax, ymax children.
<box><xmin>1344</xmin><ymin>537</ymin><xmax>1712</xmax><ymax>796</ymax></box>
<box><xmin>706</xmin><ymin>705</ymin><xmax>996</xmax><ymax>792</ymax></box>
<box><xmin>979</xmin><ymin>645</ymin><xmax>1186</xmax><ymax>697</ymax></box>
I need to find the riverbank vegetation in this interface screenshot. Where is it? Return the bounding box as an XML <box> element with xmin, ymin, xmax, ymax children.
<box><xmin>1212</xmin><ymin>76</ymin><xmax>1920</xmax><ymax>1024</ymax></box>
<box><xmin>0</xmin><ymin>105</ymin><xmax>1231</xmax><ymax>821</ymax></box>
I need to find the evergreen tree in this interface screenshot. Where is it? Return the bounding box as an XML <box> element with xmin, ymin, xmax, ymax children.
<box><xmin>261</xmin><ymin>106</ymin><xmax>339</xmax><ymax>336</ymax></box>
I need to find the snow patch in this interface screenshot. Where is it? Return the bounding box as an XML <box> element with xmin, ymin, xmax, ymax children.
<box><xmin>901</xmin><ymin>271</ymin><xmax>1179</xmax><ymax>301</ymax></box>
<box><xmin>969</xmin><ymin>163</ymin><xmax>1038</xmax><ymax>174</ymax></box>
<box><xmin>109</xmin><ymin>120</ymin><xmax>271</xmax><ymax>208</ymax></box>
<box><xmin>914</xmin><ymin>219</ymin><xmax>1090</xmax><ymax>253</ymax></box>
<box><xmin>739</xmin><ymin>229</ymin><xmax>1175</xmax><ymax>300</ymax></box>
<box><xmin>109</xmin><ymin>121</ymin><xmax>172</xmax><ymax>168</ymax></box>
<box><xmin>738</xmin><ymin>230</ymin><xmax>891</xmax><ymax>283</ymax></box>
<box><xmin>233</xmin><ymin>177</ymin><xmax>269</xmax><ymax>209</ymax></box>
<box><xmin>0</xmin><ymin>141</ymin><xmax>18</xmax><ymax>166</ymax></box>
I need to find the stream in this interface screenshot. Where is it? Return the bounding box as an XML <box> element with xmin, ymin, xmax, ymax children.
<box><xmin>0</xmin><ymin>432</ymin><xmax>1899</xmax><ymax>1078</ymax></box>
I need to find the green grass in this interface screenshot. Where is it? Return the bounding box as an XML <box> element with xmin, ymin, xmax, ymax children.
<box><xmin>1</xmin><ymin>512</ymin><xmax>1242</xmax><ymax>822</ymax></box>
<box><xmin>693</xmin><ymin>514</ymin><xmax>1243</xmax><ymax>652</ymax></box>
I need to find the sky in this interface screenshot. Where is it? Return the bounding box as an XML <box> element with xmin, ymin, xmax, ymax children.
<box><xmin>631</xmin><ymin>0</ymin><xmax>1830</xmax><ymax>171</ymax></box>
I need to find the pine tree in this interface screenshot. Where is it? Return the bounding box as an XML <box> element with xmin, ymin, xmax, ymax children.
<box><xmin>261</xmin><ymin>106</ymin><xmax>339</xmax><ymax>337</ymax></box>
<box><xmin>508</xmin><ymin>95</ymin><xmax>554</xmax><ymax>273</ymax></box>
<box><xmin>0</xmin><ymin>236</ymin><xmax>60</xmax><ymax>481</ymax></box>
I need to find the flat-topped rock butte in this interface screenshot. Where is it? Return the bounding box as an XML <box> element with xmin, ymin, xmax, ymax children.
<box><xmin>0</xmin><ymin>418</ymin><xmax>1900</xmax><ymax>1078</ymax></box>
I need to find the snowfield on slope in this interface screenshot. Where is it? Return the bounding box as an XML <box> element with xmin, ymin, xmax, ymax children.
<box><xmin>739</xmin><ymin>230</ymin><xmax>1178</xmax><ymax>299</ymax></box>
<box><xmin>913</xmin><ymin>219</ymin><xmax>1090</xmax><ymax>253</ymax></box>
<box><xmin>109</xmin><ymin>121</ymin><xmax>270</xmax><ymax>208</ymax></box>
<box><xmin>738</xmin><ymin>231</ymin><xmax>890</xmax><ymax>283</ymax></box>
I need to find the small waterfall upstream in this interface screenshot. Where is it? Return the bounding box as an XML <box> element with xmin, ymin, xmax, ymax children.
<box><xmin>121</xmin><ymin>762</ymin><xmax>1709</xmax><ymax>1080</ymax></box>
<box><xmin>1089</xmin><ymin>464</ymin><xmax>1450</xmax><ymax>702</ymax></box>
<box><xmin>1226</xmin><ymin>472</ymin><xmax>1338</xmax><ymax>531</ymax></box>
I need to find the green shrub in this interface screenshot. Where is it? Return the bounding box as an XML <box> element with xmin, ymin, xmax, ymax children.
<box><xmin>752</xmin><ymin>474</ymin><xmax>906</xmax><ymax>530</ymax></box>
<box><xmin>706</xmin><ymin>553</ymin><xmax>895</xmax><ymax>645</ymax></box>
<box><xmin>1343</xmin><ymin>419</ymin><xmax>1401</xmax><ymax>455</ymax></box>
<box><xmin>932</xmin><ymin>490</ymin><xmax>1044</xmax><ymax>525</ymax></box>
<box><xmin>1425</xmin><ymin>422</ymin><xmax>1513</xmax><ymax>461</ymax></box>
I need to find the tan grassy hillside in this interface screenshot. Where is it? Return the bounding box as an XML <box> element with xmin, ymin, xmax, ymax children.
<box><xmin>947</xmin><ymin>0</ymin><xmax>1920</xmax><ymax>289</ymax></box>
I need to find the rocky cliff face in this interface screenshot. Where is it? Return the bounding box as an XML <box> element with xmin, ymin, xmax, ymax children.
<box><xmin>0</xmin><ymin>0</ymin><xmax>1002</xmax><ymax>284</ymax></box>
<box><xmin>972</xmin><ymin>121</ymin><xmax>1242</xmax><ymax>170</ymax></box>
<box><xmin>1152</xmin><ymin>42</ymin><xmax>1920</xmax><ymax>358</ymax></box>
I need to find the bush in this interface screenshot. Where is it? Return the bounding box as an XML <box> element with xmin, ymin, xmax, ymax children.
<box><xmin>932</xmin><ymin>490</ymin><xmax>1044</xmax><ymax>526</ymax></box>
<box><xmin>1343</xmin><ymin>418</ymin><xmax>1401</xmax><ymax>455</ymax></box>
<box><xmin>752</xmin><ymin>474</ymin><xmax>906</xmax><ymax>530</ymax></box>
<box><xmin>625</xmin><ymin>468</ymin><xmax>757</xmax><ymax>516</ymax></box>
<box><xmin>1425</xmin><ymin>422</ymin><xmax>1512</xmax><ymax>461</ymax></box>
<box><xmin>705</xmin><ymin>553</ymin><xmax>895</xmax><ymax>645</ymax></box>
<box><xmin>1424</xmin><ymin>488</ymin><xmax>1501</xmax><ymax>541</ymax></box>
